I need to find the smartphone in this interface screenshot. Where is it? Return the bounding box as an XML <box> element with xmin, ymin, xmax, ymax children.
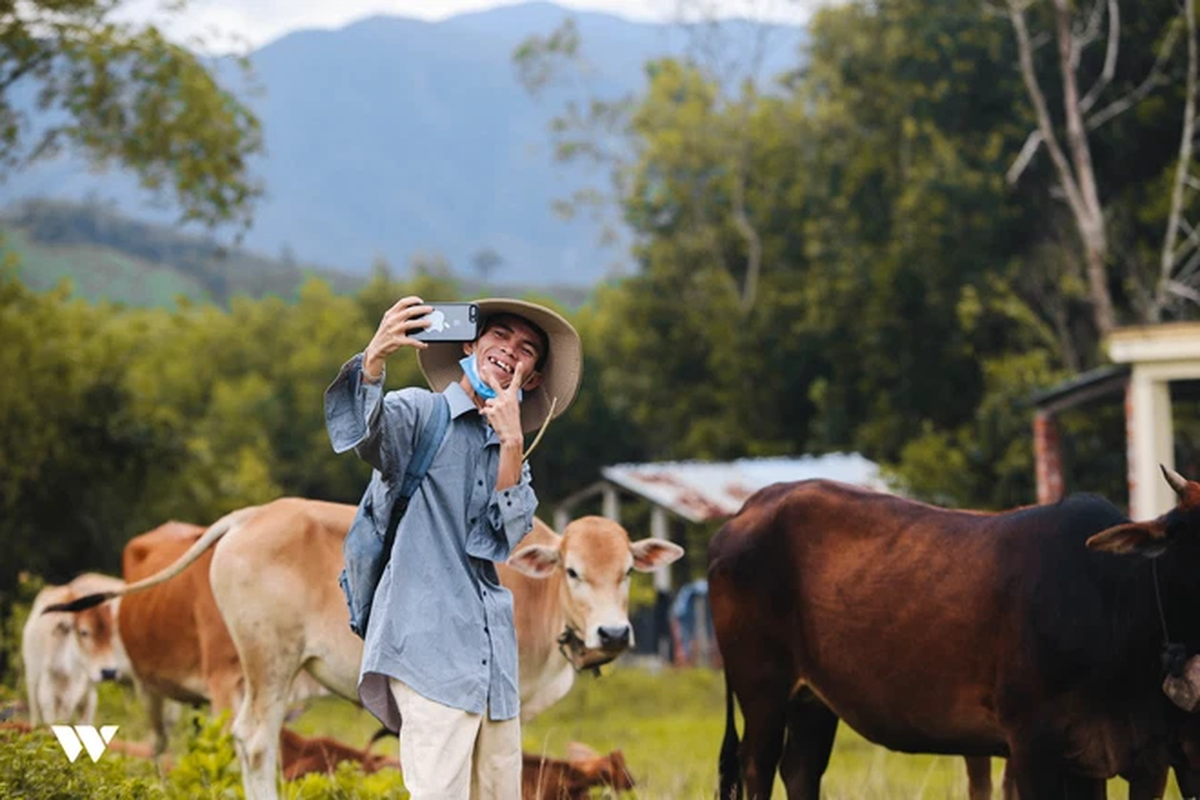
<box><xmin>411</xmin><ymin>302</ymin><xmax>480</xmax><ymax>342</ymax></box>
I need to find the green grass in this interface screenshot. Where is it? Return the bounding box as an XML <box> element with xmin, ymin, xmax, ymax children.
<box><xmin>288</xmin><ymin>666</ymin><xmax>1191</xmax><ymax>799</ymax></box>
<box><xmin>9</xmin><ymin>668</ymin><xmax>1190</xmax><ymax>799</ymax></box>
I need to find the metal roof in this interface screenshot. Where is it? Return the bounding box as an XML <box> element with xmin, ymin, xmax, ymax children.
<box><xmin>1025</xmin><ymin>364</ymin><xmax>1130</xmax><ymax>413</ymax></box>
<box><xmin>600</xmin><ymin>453</ymin><xmax>888</xmax><ymax>524</ymax></box>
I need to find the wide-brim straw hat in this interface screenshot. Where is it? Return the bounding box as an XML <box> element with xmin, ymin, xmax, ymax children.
<box><xmin>417</xmin><ymin>298</ymin><xmax>583</xmax><ymax>434</ymax></box>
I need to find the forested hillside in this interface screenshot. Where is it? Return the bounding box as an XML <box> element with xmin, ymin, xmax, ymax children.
<box><xmin>0</xmin><ymin>199</ymin><xmax>590</xmax><ymax>308</ymax></box>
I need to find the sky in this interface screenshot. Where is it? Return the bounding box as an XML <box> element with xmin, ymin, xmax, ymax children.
<box><xmin>115</xmin><ymin>0</ymin><xmax>826</xmax><ymax>52</ymax></box>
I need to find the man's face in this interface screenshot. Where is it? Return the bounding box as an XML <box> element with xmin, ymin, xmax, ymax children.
<box><xmin>464</xmin><ymin>314</ymin><xmax>545</xmax><ymax>392</ymax></box>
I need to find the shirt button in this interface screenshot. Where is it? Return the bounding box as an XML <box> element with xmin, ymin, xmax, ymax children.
<box><xmin>469</xmin><ymin>517</ymin><xmax>477</xmax><ymax>525</ymax></box>
<box><xmin>482</xmin><ymin>659</ymin><xmax>488</xmax><ymax>665</ymax></box>
<box><xmin>478</xmin><ymin>479</ymin><xmax>483</xmax><ymax>486</ymax></box>
<box><xmin>484</xmin><ymin>626</ymin><xmax>489</xmax><ymax>633</ymax></box>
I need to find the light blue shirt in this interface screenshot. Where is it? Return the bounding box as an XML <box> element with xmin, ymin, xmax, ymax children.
<box><xmin>324</xmin><ymin>353</ymin><xmax>537</xmax><ymax>729</ymax></box>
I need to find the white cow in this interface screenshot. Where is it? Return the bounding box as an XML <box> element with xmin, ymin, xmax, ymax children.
<box><xmin>56</xmin><ymin>498</ymin><xmax>683</xmax><ymax>800</ymax></box>
<box><xmin>22</xmin><ymin>573</ymin><xmax>128</xmax><ymax>725</ymax></box>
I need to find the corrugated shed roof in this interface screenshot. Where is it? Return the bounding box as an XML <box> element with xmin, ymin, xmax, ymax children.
<box><xmin>600</xmin><ymin>453</ymin><xmax>888</xmax><ymax>523</ymax></box>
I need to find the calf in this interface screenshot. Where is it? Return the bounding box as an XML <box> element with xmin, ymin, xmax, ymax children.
<box><xmin>522</xmin><ymin>742</ymin><xmax>636</xmax><ymax>799</ymax></box>
<box><xmin>277</xmin><ymin>726</ymin><xmax>400</xmax><ymax>780</ymax></box>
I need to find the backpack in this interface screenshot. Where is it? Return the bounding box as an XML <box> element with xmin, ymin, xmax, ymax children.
<box><xmin>339</xmin><ymin>394</ymin><xmax>451</xmax><ymax>638</ymax></box>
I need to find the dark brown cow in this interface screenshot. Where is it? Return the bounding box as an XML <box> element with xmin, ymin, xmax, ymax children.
<box><xmin>708</xmin><ymin>468</ymin><xmax>1200</xmax><ymax>800</ymax></box>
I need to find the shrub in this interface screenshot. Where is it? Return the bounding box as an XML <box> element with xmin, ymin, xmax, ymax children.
<box><xmin>163</xmin><ymin>711</ymin><xmax>243</xmax><ymax>799</ymax></box>
<box><xmin>0</xmin><ymin>724</ymin><xmax>162</xmax><ymax>800</ymax></box>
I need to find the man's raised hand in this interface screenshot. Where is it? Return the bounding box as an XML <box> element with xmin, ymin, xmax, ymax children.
<box><xmin>480</xmin><ymin>362</ymin><xmax>525</xmax><ymax>448</ymax></box>
<box><xmin>363</xmin><ymin>296</ymin><xmax>433</xmax><ymax>381</ymax></box>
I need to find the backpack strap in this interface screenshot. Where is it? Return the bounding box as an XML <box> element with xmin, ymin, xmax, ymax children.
<box><xmin>386</xmin><ymin>393</ymin><xmax>451</xmax><ymax>540</ymax></box>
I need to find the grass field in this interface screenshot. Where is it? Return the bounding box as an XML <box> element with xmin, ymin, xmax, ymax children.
<box><xmin>62</xmin><ymin>664</ymin><xmax>1185</xmax><ymax>799</ymax></box>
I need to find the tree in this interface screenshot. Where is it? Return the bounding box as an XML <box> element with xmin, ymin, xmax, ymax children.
<box><xmin>471</xmin><ymin>247</ymin><xmax>504</xmax><ymax>286</ymax></box>
<box><xmin>1003</xmin><ymin>0</ymin><xmax>1198</xmax><ymax>337</ymax></box>
<box><xmin>0</xmin><ymin>0</ymin><xmax>263</xmax><ymax>230</ymax></box>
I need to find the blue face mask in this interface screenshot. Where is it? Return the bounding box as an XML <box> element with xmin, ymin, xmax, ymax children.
<box><xmin>460</xmin><ymin>354</ymin><xmax>523</xmax><ymax>402</ymax></box>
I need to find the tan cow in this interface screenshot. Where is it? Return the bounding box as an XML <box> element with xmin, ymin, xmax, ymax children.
<box><xmin>55</xmin><ymin>497</ymin><xmax>682</xmax><ymax>800</ymax></box>
<box><xmin>22</xmin><ymin>573</ymin><xmax>128</xmax><ymax>726</ymax></box>
<box><xmin>109</xmin><ymin>518</ymin><xmax>326</xmax><ymax>755</ymax></box>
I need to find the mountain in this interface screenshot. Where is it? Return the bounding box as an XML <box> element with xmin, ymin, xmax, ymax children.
<box><xmin>0</xmin><ymin>2</ymin><xmax>805</xmax><ymax>287</ymax></box>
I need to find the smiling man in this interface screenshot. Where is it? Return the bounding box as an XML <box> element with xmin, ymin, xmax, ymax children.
<box><xmin>324</xmin><ymin>296</ymin><xmax>582</xmax><ymax>800</ymax></box>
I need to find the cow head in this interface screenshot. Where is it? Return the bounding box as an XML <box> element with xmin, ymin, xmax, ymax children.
<box><xmin>1088</xmin><ymin>465</ymin><xmax>1200</xmax><ymax>711</ymax></box>
<box><xmin>1086</xmin><ymin>465</ymin><xmax>1200</xmax><ymax>558</ymax></box>
<box><xmin>43</xmin><ymin>611</ymin><xmax>83</xmax><ymax>680</ymax></box>
<box><xmin>564</xmin><ymin>742</ymin><xmax>636</xmax><ymax>793</ymax></box>
<box><xmin>71</xmin><ymin>596</ymin><xmax>129</xmax><ymax>684</ymax></box>
<box><xmin>54</xmin><ymin>574</ymin><xmax>131</xmax><ymax>684</ymax></box>
<box><xmin>507</xmin><ymin>516</ymin><xmax>683</xmax><ymax>670</ymax></box>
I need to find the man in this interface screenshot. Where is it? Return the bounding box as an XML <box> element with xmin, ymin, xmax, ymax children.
<box><xmin>324</xmin><ymin>296</ymin><xmax>582</xmax><ymax>800</ymax></box>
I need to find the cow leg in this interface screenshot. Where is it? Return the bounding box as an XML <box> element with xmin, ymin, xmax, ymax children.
<box><xmin>231</xmin><ymin>677</ymin><xmax>292</xmax><ymax>800</ymax></box>
<box><xmin>26</xmin><ymin>677</ymin><xmax>42</xmax><ymax>727</ymax></box>
<box><xmin>1128</xmin><ymin>767</ymin><xmax>1166</xmax><ymax>800</ymax></box>
<box><xmin>1007</xmin><ymin>750</ymin><xmax>1103</xmax><ymax>800</ymax></box>
<box><xmin>39</xmin><ymin>677</ymin><xmax>65</xmax><ymax>723</ymax></box>
<box><xmin>736</xmin><ymin>679</ymin><xmax>791</xmax><ymax>799</ymax></box>
<box><xmin>963</xmin><ymin>756</ymin><xmax>993</xmax><ymax>800</ymax></box>
<box><xmin>207</xmin><ymin>668</ymin><xmax>244</xmax><ymax>720</ymax></box>
<box><xmin>777</xmin><ymin>692</ymin><xmax>838</xmax><ymax>800</ymax></box>
<box><xmin>228</xmin><ymin>632</ymin><xmax>303</xmax><ymax>800</ymax></box>
<box><xmin>1177</xmin><ymin>765</ymin><xmax>1200</xmax><ymax>800</ymax></box>
<box><xmin>144</xmin><ymin>689</ymin><xmax>170</xmax><ymax>756</ymax></box>
<box><xmin>81</xmin><ymin>685</ymin><xmax>97</xmax><ymax>726</ymax></box>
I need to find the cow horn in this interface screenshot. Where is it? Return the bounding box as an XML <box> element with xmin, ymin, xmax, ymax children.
<box><xmin>1161</xmin><ymin>464</ymin><xmax>1189</xmax><ymax>496</ymax></box>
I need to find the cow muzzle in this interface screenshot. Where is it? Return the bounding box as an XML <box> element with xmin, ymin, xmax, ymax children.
<box><xmin>557</xmin><ymin>627</ymin><xmax>620</xmax><ymax>675</ymax></box>
<box><xmin>597</xmin><ymin>624</ymin><xmax>631</xmax><ymax>650</ymax></box>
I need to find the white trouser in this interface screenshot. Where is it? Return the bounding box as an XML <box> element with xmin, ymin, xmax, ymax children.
<box><xmin>387</xmin><ymin>678</ymin><xmax>521</xmax><ymax>800</ymax></box>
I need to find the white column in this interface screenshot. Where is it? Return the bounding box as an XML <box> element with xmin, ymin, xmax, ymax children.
<box><xmin>1127</xmin><ymin>369</ymin><xmax>1174</xmax><ymax>519</ymax></box>
<box><xmin>651</xmin><ymin>506</ymin><xmax>672</xmax><ymax>593</ymax></box>
<box><xmin>553</xmin><ymin>508</ymin><xmax>569</xmax><ymax>533</ymax></box>
<box><xmin>602</xmin><ymin>485</ymin><xmax>620</xmax><ymax>521</ymax></box>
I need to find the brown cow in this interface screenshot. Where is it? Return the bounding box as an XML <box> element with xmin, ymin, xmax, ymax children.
<box><xmin>522</xmin><ymin>742</ymin><xmax>636</xmax><ymax>799</ymax></box>
<box><xmin>709</xmin><ymin>468</ymin><xmax>1200</xmax><ymax>800</ymax></box>
<box><xmin>117</xmin><ymin>520</ymin><xmax>241</xmax><ymax>754</ymax></box>
<box><xmin>104</xmin><ymin>519</ymin><xmax>325</xmax><ymax>755</ymax></box>
<box><xmin>54</xmin><ymin>498</ymin><xmax>682</xmax><ymax>800</ymax></box>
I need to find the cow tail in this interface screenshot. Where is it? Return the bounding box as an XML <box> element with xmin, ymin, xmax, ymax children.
<box><xmin>718</xmin><ymin>669</ymin><xmax>742</xmax><ymax>800</ymax></box>
<box><xmin>41</xmin><ymin>506</ymin><xmax>261</xmax><ymax>614</ymax></box>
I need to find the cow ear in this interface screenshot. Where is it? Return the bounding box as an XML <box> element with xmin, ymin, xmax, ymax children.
<box><xmin>506</xmin><ymin>545</ymin><xmax>560</xmax><ymax>578</ymax></box>
<box><xmin>1086</xmin><ymin>521</ymin><xmax>1169</xmax><ymax>556</ymax></box>
<box><xmin>630</xmin><ymin>538</ymin><xmax>684</xmax><ymax>572</ymax></box>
